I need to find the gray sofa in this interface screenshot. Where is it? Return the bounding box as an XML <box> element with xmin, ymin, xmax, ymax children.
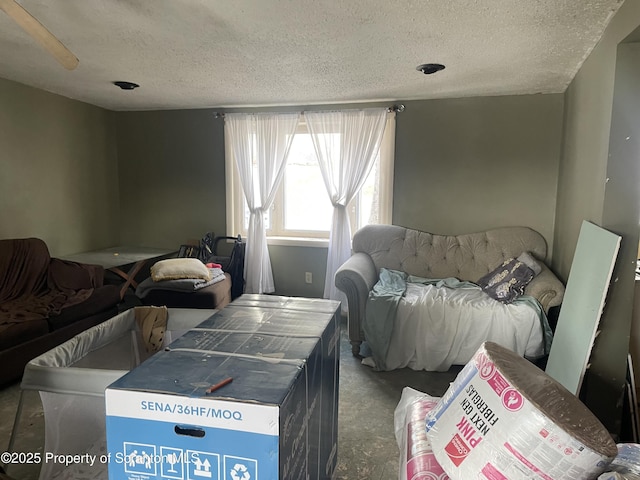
<box><xmin>335</xmin><ymin>224</ymin><xmax>565</xmax><ymax>356</ymax></box>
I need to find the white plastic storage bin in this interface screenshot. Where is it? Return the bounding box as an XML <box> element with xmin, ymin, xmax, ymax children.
<box><xmin>8</xmin><ymin>307</ymin><xmax>217</xmax><ymax>480</ymax></box>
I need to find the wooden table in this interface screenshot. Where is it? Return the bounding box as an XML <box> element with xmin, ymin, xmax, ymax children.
<box><xmin>62</xmin><ymin>246</ymin><xmax>175</xmax><ymax>299</ymax></box>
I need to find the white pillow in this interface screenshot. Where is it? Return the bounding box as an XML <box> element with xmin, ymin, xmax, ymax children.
<box><xmin>151</xmin><ymin>258</ymin><xmax>211</xmax><ymax>282</ymax></box>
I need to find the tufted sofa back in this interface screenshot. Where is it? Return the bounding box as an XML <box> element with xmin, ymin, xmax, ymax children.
<box><xmin>352</xmin><ymin>224</ymin><xmax>548</xmax><ymax>283</ymax></box>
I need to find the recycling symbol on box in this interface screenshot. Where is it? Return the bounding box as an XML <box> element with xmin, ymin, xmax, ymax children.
<box><xmin>230</xmin><ymin>463</ymin><xmax>251</xmax><ymax>480</ymax></box>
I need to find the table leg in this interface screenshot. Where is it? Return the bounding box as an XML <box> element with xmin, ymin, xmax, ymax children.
<box><xmin>110</xmin><ymin>260</ymin><xmax>148</xmax><ymax>299</ymax></box>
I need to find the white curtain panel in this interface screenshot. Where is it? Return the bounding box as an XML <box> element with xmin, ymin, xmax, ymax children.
<box><xmin>225</xmin><ymin>112</ymin><xmax>300</xmax><ymax>294</ymax></box>
<box><xmin>305</xmin><ymin>108</ymin><xmax>388</xmax><ymax>300</ymax></box>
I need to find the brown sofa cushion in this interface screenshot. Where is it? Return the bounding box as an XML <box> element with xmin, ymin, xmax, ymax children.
<box><xmin>0</xmin><ymin>318</ymin><xmax>49</xmax><ymax>351</ymax></box>
<box><xmin>0</xmin><ymin>307</ymin><xmax>118</xmax><ymax>387</ymax></box>
<box><xmin>48</xmin><ymin>284</ymin><xmax>121</xmax><ymax>330</ymax></box>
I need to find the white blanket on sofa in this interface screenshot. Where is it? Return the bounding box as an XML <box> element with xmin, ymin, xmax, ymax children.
<box><xmin>363</xmin><ymin>269</ymin><xmax>552</xmax><ymax>372</ymax></box>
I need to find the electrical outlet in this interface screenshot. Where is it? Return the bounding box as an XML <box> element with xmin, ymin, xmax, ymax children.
<box><xmin>305</xmin><ymin>272</ymin><xmax>312</xmax><ymax>284</ymax></box>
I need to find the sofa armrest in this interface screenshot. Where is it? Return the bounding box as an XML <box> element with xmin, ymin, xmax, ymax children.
<box><xmin>335</xmin><ymin>252</ymin><xmax>378</xmax><ymax>356</ymax></box>
<box><xmin>524</xmin><ymin>263</ymin><xmax>565</xmax><ymax>313</ymax></box>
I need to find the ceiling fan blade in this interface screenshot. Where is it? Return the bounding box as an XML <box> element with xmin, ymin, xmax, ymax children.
<box><xmin>0</xmin><ymin>0</ymin><xmax>78</xmax><ymax>70</ymax></box>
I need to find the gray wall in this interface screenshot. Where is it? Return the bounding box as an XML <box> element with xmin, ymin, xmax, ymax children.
<box><xmin>115</xmin><ymin>109</ymin><xmax>227</xmax><ymax>249</ymax></box>
<box><xmin>553</xmin><ymin>1</ymin><xmax>640</xmax><ymax>280</ymax></box>
<box><xmin>394</xmin><ymin>95</ymin><xmax>563</xmax><ymax>260</ymax></box>
<box><xmin>552</xmin><ymin>0</ymin><xmax>640</xmax><ymax>434</ymax></box>
<box><xmin>0</xmin><ymin>77</ymin><xmax>119</xmax><ymax>257</ymax></box>
<box><xmin>269</xmin><ymin>244</ymin><xmax>328</xmax><ymax>298</ymax></box>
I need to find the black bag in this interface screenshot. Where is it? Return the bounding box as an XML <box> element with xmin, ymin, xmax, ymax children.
<box><xmin>207</xmin><ymin>235</ymin><xmax>245</xmax><ymax>300</ymax></box>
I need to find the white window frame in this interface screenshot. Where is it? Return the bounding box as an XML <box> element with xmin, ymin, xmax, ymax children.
<box><xmin>225</xmin><ymin>112</ymin><xmax>395</xmax><ymax>246</ymax></box>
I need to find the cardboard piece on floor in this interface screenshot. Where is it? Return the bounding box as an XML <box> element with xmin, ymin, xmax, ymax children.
<box><xmin>545</xmin><ymin>220</ymin><xmax>621</xmax><ymax>395</ymax></box>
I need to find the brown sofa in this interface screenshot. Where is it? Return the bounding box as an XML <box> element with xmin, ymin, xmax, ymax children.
<box><xmin>0</xmin><ymin>238</ymin><xmax>121</xmax><ymax>386</ymax></box>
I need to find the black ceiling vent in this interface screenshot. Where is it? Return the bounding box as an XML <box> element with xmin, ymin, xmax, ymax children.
<box><xmin>113</xmin><ymin>81</ymin><xmax>139</xmax><ymax>90</ymax></box>
<box><xmin>416</xmin><ymin>63</ymin><xmax>445</xmax><ymax>75</ymax></box>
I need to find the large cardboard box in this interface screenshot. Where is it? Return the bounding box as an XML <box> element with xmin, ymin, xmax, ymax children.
<box><xmin>105</xmin><ymin>295</ymin><xmax>340</xmax><ymax>480</ymax></box>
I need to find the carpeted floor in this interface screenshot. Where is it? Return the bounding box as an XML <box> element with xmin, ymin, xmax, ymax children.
<box><xmin>0</xmin><ymin>315</ymin><xmax>462</xmax><ymax>480</ymax></box>
<box><xmin>334</xmin><ymin>324</ymin><xmax>461</xmax><ymax>479</ymax></box>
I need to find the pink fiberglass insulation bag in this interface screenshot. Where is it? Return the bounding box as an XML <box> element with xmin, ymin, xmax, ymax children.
<box><xmin>394</xmin><ymin>387</ymin><xmax>449</xmax><ymax>480</ymax></box>
<box><xmin>425</xmin><ymin>341</ymin><xmax>617</xmax><ymax>480</ymax></box>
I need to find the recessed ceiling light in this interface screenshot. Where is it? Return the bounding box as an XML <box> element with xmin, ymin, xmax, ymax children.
<box><xmin>416</xmin><ymin>63</ymin><xmax>445</xmax><ymax>75</ymax></box>
<box><xmin>113</xmin><ymin>81</ymin><xmax>139</xmax><ymax>90</ymax></box>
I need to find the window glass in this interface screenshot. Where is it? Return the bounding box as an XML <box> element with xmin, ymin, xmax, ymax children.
<box><xmin>283</xmin><ymin>133</ymin><xmax>332</xmax><ymax>232</ymax></box>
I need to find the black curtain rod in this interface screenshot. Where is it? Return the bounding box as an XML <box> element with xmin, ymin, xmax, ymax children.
<box><xmin>213</xmin><ymin>104</ymin><xmax>404</xmax><ymax>118</ymax></box>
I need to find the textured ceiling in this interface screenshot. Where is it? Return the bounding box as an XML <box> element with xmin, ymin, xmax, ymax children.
<box><xmin>0</xmin><ymin>0</ymin><xmax>625</xmax><ymax>111</ymax></box>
